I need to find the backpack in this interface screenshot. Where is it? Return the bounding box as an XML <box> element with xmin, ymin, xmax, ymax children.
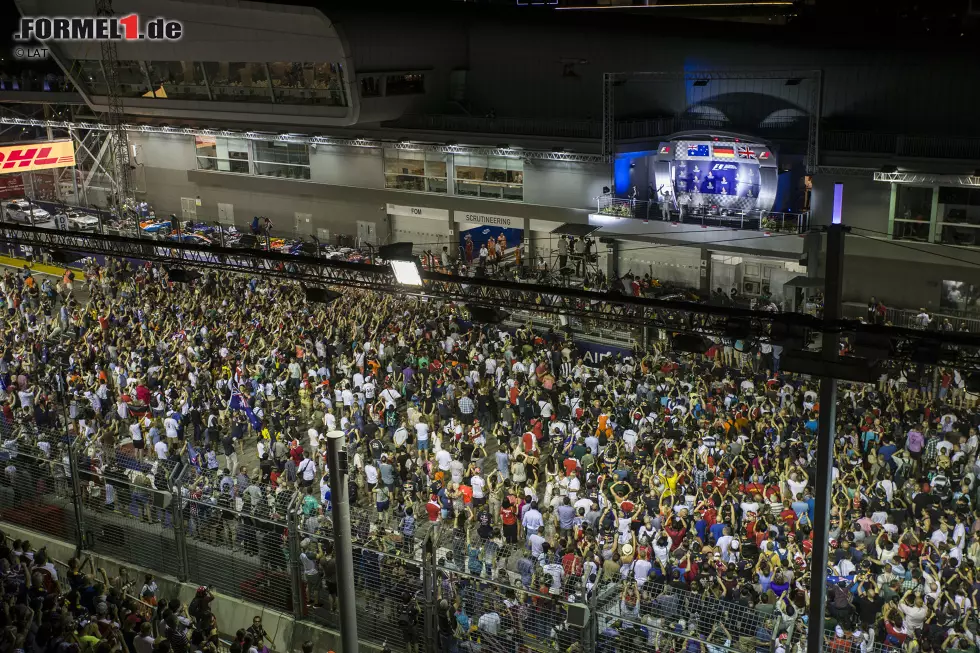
<box><xmin>398</xmin><ymin>601</ymin><xmax>416</xmax><ymax>626</ymax></box>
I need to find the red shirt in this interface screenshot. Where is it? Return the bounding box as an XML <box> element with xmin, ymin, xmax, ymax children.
<box><xmin>562</xmin><ymin>458</ymin><xmax>578</xmax><ymax>476</ymax></box>
<box><xmin>426</xmin><ymin>501</ymin><xmax>441</xmax><ymax>522</ymax></box>
<box><xmin>561</xmin><ymin>553</ymin><xmax>584</xmax><ymax>576</ymax></box>
<box><xmin>522</xmin><ymin>432</ymin><xmax>536</xmax><ymax>453</ymax></box>
<box><xmin>500</xmin><ymin>507</ymin><xmax>517</xmax><ymax>526</ymax></box>
<box><xmin>780</xmin><ymin>508</ymin><xmax>797</xmax><ymax>529</ymax></box>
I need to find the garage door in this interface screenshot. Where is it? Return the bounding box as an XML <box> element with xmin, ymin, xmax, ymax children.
<box><xmin>391</xmin><ymin>215</ymin><xmax>452</xmax><ymax>254</ymax></box>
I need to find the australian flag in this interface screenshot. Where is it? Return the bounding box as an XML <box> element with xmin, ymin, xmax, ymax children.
<box><xmin>228</xmin><ymin>382</ymin><xmax>262</xmax><ymax>430</ymax></box>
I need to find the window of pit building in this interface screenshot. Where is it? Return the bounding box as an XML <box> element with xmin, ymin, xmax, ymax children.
<box><xmin>891</xmin><ymin>184</ymin><xmax>934</xmax><ymax>243</ymax></box>
<box><xmin>453</xmin><ymin>154</ymin><xmax>523</xmax><ymax>201</ymax></box>
<box><xmin>268</xmin><ymin>62</ymin><xmax>348</xmax><ymax>107</ymax></box>
<box><xmin>384</xmin><ymin>149</ymin><xmax>448</xmax><ymax>194</ymax></box>
<box><xmin>201</xmin><ymin>62</ymin><xmax>272</xmax><ymax>102</ymax></box>
<box><xmin>253</xmin><ymin>140</ymin><xmax>311</xmax><ymax>180</ymax></box>
<box><xmin>195</xmin><ymin>135</ymin><xmax>249</xmax><ymax>174</ymax></box>
<box><xmin>385</xmin><ymin>73</ymin><xmax>425</xmax><ymax>96</ymax></box>
<box><xmin>145</xmin><ymin>61</ymin><xmax>210</xmax><ymax>101</ymax></box>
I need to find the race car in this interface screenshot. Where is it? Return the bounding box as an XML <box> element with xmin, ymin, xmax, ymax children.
<box><xmin>64</xmin><ymin>210</ymin><xmax>101</xmax><ymax>231</ymax></box>
<box><xmin>3</xmin><ymin>199</ymin><xmax>50</xmax><ymax>224</ymax></box>
<box><xmin>141</xmin><ymin>219</ymin><xmax>172</xmax><ymax>234</ymax></box>
<box><xmin>167</xmin><ymin>233</ymin><xmax>212</xmax><ymax>246</ymax></box>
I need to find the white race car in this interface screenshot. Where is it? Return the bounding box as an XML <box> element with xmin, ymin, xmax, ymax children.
<box><xmin>3</xmin><ymin>199</ymin><xmax>50</xmax><ymax>224</ymax></box>
<box><xmin>64</xmin><ymin>210</ymin><xmax>101</xmax><ymax>231</ymax></box>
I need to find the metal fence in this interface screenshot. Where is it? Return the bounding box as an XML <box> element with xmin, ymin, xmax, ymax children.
<box><xmin>841</xmin><ymin>301</ymin><xmax>980</xmax><ymax>333</ymax></box>
<box><xmin>593</xmin><ymin>196</ymin><xmax>809</xmax><ymax>234</ymax></box>
<box><xmin>2</xmin><ymin>427</ymin><xmax>852</xmax><ymax>653</ymax></box>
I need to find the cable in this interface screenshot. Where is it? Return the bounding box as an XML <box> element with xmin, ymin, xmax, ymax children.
<box><xmin>849</xmin><ymin>231</ymin><xmax>980</xmax><ymax>269</ymax></box>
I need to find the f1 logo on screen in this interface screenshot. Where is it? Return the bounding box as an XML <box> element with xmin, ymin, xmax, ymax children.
<box><xmin>0</xmin><ymin>141</ymin><xmax>76</xmax><ymax>174</ymax></box>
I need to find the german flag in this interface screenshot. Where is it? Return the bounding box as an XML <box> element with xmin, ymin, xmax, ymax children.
<box><xmin>714</xmin><ymin>145</ymin><xmax>735</xmax><ymax>158</ymax></box>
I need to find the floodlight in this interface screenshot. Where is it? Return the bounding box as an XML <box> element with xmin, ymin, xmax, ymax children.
<box><xmin>390</xmin><ymin>259</ymin><xmax>423</xmax><ymax>286</ymax></box>
<box><xmin>380</xmin><ymin>242</ymin><xmax>423</xmax><ymax>286</ymax></box>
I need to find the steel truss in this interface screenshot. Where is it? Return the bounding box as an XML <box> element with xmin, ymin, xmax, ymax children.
<box><xmin>0</xmin><ymin>117</ymin><xmax>609</xmax><ymax>165</ymax></box>
<box><xmin>5</xmin><ymin>223</ymin><xmax>980</xmax><ymax>371</ymax></box>
<box><xmin>874</xmin><ymin>171</ymin><xmax>980</xmax><ymax>187</ymax></box>
<box><xmin>93</xmin><ymin>0</ymin><xmax>135</xmax><ymax>215</ymax></box>
<box><xmin>0</xmin><ymin>222</ymin><xmax>816</xmax><ymax>337</ymax></box>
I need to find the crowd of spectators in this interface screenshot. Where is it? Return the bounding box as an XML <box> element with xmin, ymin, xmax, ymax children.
<box><xmin>0</xmin><ymin>254</ymin><xmax>979</xmax><ymax>653</ymax></box>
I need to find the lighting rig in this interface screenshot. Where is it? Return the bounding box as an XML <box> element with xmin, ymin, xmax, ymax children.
<box><xmin>4</xmin><ymin>222</ymin><xmax>980</xmax><ymax>375</ymax></box>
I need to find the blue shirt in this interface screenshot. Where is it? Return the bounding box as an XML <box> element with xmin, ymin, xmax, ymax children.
<box><xmin>709</xmin><ymin>523</ymin><xmax>726</xmax><ymax>542</ymax></box>
<box><xmin>879</xmin><ymin>443</ymin><xmax>898</xmax><ymax>465</ymax></box>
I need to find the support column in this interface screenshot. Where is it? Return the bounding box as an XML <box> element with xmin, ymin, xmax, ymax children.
<box><xmin>421</xmin><ymin>531</ymin><xmax>438</xmax><ymax>653</ymax></box>
<box><xmin>168</xmin><ymin>464</ymin><xmax>189</xmax><ymax>583</ymax></box>
<box><xmin>325</xmin><ymin>431</ymin><xmax>358</xmax><ymax>653</ymax></box>
<box><xmin>285</xmin><ymin>492</ymin><xmax>304</xmax><ymax>620</ymax></box>
<box><xmin>602</xmin><ymin>238</ymin><xmax>618</xmax><ymax>282</ymax></box>
<box><xmin>43</xmin><ymin>105</ymin><xmax>61</xmax><ymax>202</ymax></box>
<box><xmin>929</xmin><ymin>184</ymin><xmax>940</xmax><ymax>244</ymax></box>
<box><xmin>807</xmin><ymin>221</ymin><xmax>845</xmax><ymax>653</ymax></box>
<box><xmin>699</xmin><ymin>248</ymin><xmax>711</xmax><ymax>295</ymax></box>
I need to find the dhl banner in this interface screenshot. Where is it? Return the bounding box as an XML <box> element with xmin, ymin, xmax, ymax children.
<box><xmin>0</xmin><ymin>140</ymin><xmax>76</xmax><ymax>175</ymax></box>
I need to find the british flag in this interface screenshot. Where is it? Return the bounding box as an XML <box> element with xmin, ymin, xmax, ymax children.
<box><xmin>736</xmin><ymin>145</ymin><xmax>756</xmax><ymax>159</ymax></box>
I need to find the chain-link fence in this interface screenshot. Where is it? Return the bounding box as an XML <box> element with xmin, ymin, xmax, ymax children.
<box><xmin>0</xmin><ymin>437</ymin><xmax>78</xmax><ymax>545</ymax></box>
<box><xmin>178</xmin><ymin>463</ymin><xmax>296</xmax><ymax>612</ymax></box>
<box><xmin>596</xmin><ymin>575</ymin><xmax>795</xmax><ymax>653</ymax></box>
<box><xmin>73</xmin><ymin>433</ymin><xmax>185</xmax><ymax>580</ymax></box>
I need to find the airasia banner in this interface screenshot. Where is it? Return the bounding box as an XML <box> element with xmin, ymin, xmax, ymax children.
<box><xmin>0</xmin><ymin>140</ymin><xmax>75</xmax><ymax>175</ymax></box>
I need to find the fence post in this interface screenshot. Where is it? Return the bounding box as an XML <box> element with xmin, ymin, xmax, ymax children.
<box><xmin>168</xmin><ymin>462</ymin><xmax>189</xmax><ymax>583</ymax></box>
<box><xmin>65</xmin><ymin>434</ymin><xmax>86</xmax><ymax>554</ymax></box>
<box><xmin>285</xmin><ymin>492</ymin><xmax>304</xmax><ymax>621</ymax></box>
<box><xmin>421</xmin><ymin>530</ymin><xmax>438</xmax><ymax>653</ymax></box>
<box><xmin>584</xmin><ymin>576</ymin><xmax>600</xmax><ymax>653</ymax></box>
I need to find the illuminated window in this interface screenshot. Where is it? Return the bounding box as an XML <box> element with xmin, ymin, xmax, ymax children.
<box><xmin>268</xmin><ymin>62</ymin><xmax>347</xmax><ymax>106</ymax></box>
<box><xmin>201</xmin><ymin>62</ymin><xmax>271</xmax><ymax>102</ymax></box>
<box><xmin>145</xmin><ymin>61</ymin><xmax>209</xmax><ymax>100</ymax></box>
<box><xmin>454</xmin><ymin>154</ymin><xmax>523</xmax><ymax>201</ymax></box>
<box><xmin>195</xmin><ymin>135</ymin><xmax>249</xmax><ymax>174</ymax></box>
<box><xmin>384</xmin><ymin>149</ymin><xmax>447</xmax><ymax>193</ymax></box>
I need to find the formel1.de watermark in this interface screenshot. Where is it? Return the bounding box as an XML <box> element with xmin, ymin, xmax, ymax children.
<box><xmin>14</xmin><ymin>14</ymin><xmax>183</xmax><ymax>42</ymax></box>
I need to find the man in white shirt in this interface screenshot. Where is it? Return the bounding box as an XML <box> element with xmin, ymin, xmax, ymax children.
<box><xmin>154</xmin><ymin>439</ymin><xmax>169</xmax><ymax>460</ymax></box>
<box><xmin>435</xmin><ymin>448</ymin><xmax>452</xmax><ymax>472</ymax></box>
<box><xmin>414</xmin><ymin>421</ymin><xmax>430</xmax><ymax>451</ymax></box>
<box><xmin>163</xmin><ymin>415</ymin><xmax>179</xmax><ymax>441</ymax></box>
<box><xmin>470</xmin><ymin>472</ymin><xmax>486</xmax><ymax>506</ymax></box>
<box><xmin>364</xmin><ymin>462</ymin><xmax>379</xmax><ymax>487</ymax></box>
<box><xmin>381</xmin><ymin>386</ymin><xmax>401</xmax><ymax>409</ymax></box>
<box><xmin>393</xmin><ymin>422</ymin><xmax>409</xmax><ymax>448</ymax></box>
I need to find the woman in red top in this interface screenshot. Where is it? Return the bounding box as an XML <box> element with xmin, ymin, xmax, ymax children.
<box><xmin>500</xmin><ymin>498</ymin><xmax>518</xmax><ymax>544</ymax></box>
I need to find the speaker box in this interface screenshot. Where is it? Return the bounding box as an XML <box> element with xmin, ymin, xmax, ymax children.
<box><xmin>565</xmin><ymin>603</ymin><xmax>590</xmax><ymax>628</ymax></box>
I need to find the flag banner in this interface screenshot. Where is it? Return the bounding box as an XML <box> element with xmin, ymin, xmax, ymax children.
<box><xmin>228</xmin><ymin>381</ymin><xmax>262</xmax><ymax>430</ymax></box>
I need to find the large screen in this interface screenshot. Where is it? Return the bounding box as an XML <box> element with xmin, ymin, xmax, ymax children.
<box><xmin>941</xmin><ymin>280</ymin><xmax>980</xmax><ymax>312</ymax></box>
<box><xmin>673</xmin><ymin>160</ymin><xmax>760</xmax><ymax>198</ymax></box>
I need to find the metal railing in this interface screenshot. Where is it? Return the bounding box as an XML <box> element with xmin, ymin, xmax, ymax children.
<box><xmin>594</xmin><ymin>196</ymin><xmax>809</xmax><ymax>234</ymax></box>
<box><xmin>841</xmin><ymin>302</ymin><xmax>980</xmax><ymax>334</ymax></box>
